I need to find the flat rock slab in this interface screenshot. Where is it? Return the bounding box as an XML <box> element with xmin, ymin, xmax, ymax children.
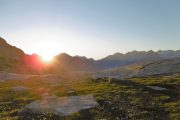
<box><xmin>0</xmin><ymin>72</ymin><xmax>37</xmax><ymax>80</ymax></box>
<box><xmin>12</xmin><ymin>86</ymin><xmax>30</xmax><ymax>91</ymax></box>
<box><xmin>147</xmin><ymin>86</ymin><xmax>168</xmax><ymax>91</ymax></box>
<box><xmin>22</xmin><ymin>94</ymin><xmax>98</xmax><ymax>116</ymax></box>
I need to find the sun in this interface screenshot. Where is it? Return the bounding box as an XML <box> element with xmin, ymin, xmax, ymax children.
<box><xmin>38</xmin><ymin>50</ymin><xmax>56</xmax><ymax>63</ymax></box>
<box><xmin>41</xmin><ymin>54</ymin><xmax>54</xmax><ymax>62</ymax></box>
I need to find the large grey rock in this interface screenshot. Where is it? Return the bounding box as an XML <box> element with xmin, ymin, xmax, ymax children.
<box><xmin>22</xmin><ymin>94</ymin><xmax>98</xmax><ymax>116</ymax></box>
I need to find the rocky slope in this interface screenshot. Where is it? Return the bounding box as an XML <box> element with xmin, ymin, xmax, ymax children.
<box><xmin>95</xmin><ymin>58</ymin><xmax>180</xmax><ymax>78</ymax></box>
<box><xmin>157</xmin><ymin>50</ymin><xmax>180</xmax><ymax>59</ymax></box>
<box><xmin>139</xmin><ymin>58</ymin><xmax>180</xmax><ymax>76</ymax></box>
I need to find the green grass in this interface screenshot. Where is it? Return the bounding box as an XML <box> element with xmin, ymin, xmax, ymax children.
<box><xmin>0</xmin><ymin>74</ymin><xmax>179</xmax><ymax>120</ymax></box>
<box><xmin>128</xmin><ymin>74</ymin><xmax>180</xmax><ymax>120</ymax></box>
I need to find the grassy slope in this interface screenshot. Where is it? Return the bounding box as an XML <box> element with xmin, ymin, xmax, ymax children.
<box><xmin>0</xmin><ymin>74</ymin><xmax>179</xmax><ymax>120</ymax></box>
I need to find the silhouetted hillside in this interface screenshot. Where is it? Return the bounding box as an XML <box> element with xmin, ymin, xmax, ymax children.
<box><xmin>51</xmin><ymin>53</ymin><xmax>97</xmax><ymax>72</ymax></box>
<box><xmin>0</xmin><ymin>37</ymin><xmax>24</xmax><ymax>59</ymax></box>
<box><xmin>0</xmin><ymin>37</ymin><xmax>25</xmax><ymax>71</ymax></box>
<box><xmin>0</xmin><ymin>37</ymin><xmax>180</xmax><ymax>73</ymax></box>
<box><xmin>0</xmin><ymin>37</ymin><xmax>47</xmax><ymax>73</ymax></box>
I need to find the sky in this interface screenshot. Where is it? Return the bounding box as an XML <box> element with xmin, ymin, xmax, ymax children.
<box><xmin>0</xmin><ymin>0</ymin><xmax>180</xmax><ymax>60</ymax></box>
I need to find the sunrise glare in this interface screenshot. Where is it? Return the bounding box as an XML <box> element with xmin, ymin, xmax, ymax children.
<box><xmin>41</xmin><ymin>54</ymin><xmax>54</xmax><ymax>62</ymax></box>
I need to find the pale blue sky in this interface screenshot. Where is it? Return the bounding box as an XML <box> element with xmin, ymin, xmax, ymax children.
<box><xmin>0</xmin><ymin>0</ymin><xmax>180</xmax><ymax>59</ymax></box>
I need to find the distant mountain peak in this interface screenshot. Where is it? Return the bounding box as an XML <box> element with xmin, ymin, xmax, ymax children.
<box><xmin>58</xmin><ymin>53</ymin><xmax>71</xmax><ymax>57</ymax></box>
<box><xmin>113</xmin><ymin>52</ymin><xmax>124</xmax><ymax>55</ymax></box>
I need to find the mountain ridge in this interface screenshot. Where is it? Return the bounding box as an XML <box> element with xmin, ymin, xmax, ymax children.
<box><xmin>0</xmin><ymin>37</ymin><xmax>180</xmax><ymax>73</ymax></box>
